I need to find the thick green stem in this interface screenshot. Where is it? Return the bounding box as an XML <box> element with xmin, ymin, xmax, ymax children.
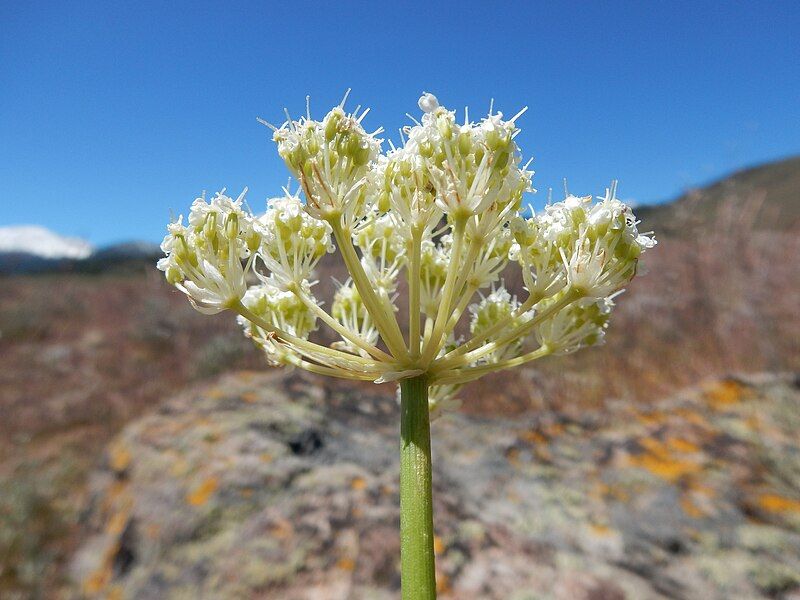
<box><xmin>400</xmin><ymin>375</ymin><xmax>437</xmax><ymax>599</ymax></box>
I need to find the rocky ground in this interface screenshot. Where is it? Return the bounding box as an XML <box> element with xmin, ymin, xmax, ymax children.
<box><xmin>68</xmin><ymin>371</ymin><xmax>800</xmax><ymax>599</ymax></box>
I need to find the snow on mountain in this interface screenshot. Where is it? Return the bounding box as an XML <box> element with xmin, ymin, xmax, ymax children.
<box><xmin>0</xmin><ymin>225</ymin><xmax>93</xmax><ymax>259</ymax></box>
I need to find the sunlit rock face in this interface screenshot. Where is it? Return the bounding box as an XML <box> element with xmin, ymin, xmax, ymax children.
<box><xmin>72</xmin><ymin>372</ymin><xmax>800</xmax><ymax>599</ymax></box>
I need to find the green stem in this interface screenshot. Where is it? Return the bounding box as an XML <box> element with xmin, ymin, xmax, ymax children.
<box><xmin>400</xmin><ymin>375</ymin><xmax>437</xmax><ymax>600</ymax></box>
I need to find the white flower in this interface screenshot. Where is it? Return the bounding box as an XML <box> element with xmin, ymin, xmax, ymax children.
<box><xmin>331</xmin><ymin>280</ymin><xmax>379</xmax><ymax>353</ymax></box>
<box><xmin>400</xmin><ymin>101</ymin><xmax>532</xmax><ymax>218</ymax></box>
<box><xmin>273</xmin><ymin>104</ymin><xmax>382</xmax><ymax>224</ymax></box>
<box><xmin>158</xmin><ymin>190</ymin><xmax>257</xmax><ymax>314</ymax></box>
<box><xmin>535</xmin><ymin>295</ymin><xmax>614</xmax><ymax>354</ymax></box>
<box><xmin>513</xmin><ymin>188</ymin><xmax>655</xmax><ymax>301</ymax></box>
<box><xmin>256</xmin><ymin>192</ymin><xmax>333</xmax><ymax>286</ymax></box>
<box><xmin>418</xmin><ymin>239</ymin><xmax>451</xmax><ymax>316</ymax></box>
<box><xmin>468</xmin><ymin>287</ymin><xmax>524</xmax><ymax>363</ymax></box>
<box><xmin>159</xmin><ymin>92</ymin><xmax>656</xmax><ymax>411</ymax></box>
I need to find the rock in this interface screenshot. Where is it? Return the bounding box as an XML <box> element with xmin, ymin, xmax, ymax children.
<box><xmin>71</xmin><ymin>372</ymin><xmax>800</xmax><ymax>599</ymax></box>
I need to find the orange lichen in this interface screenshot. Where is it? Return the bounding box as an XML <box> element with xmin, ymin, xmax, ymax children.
<box><xmin>269</xmin><ymin>519</ymin><xmax>293</xmax><ymax>540</ymax></box>
<box><xmin>704</xmin><ymin>379</ymin><xmax>747</xmax><ymax>409</ymax></box>
<box><xmin>680</xmin><ymin>495</ymin><xmax>705</xmax><ymax>519</ymax></box>
<box><xmin>241</xmin><ymin>391</ymin><xmax>259</xmax><ymax>403</ymax></box>
<box><xmin>667</xmin><ymin>438</ymin><xmax>700</xmax><ymax>454</ymax></box>
<box><xmin>505</xmin><ymin>447</ymin><xmax>521</xmax><ymax>466</ymax></box>
<box><xmin>106</xmin><ymin>511</ymin><xmax>129</xmax><ymax>535</ymax></box>
<box><xmin>636</xmin><ymin>411</ymin><xmax>665</xmax><ymax>426</ymax></box>
<box><xmin>674</xmin><ymin>408</ymin><xmax>711</xmax><ymax>429</ymax></box>
<box><xmin>628</xmin><ymin>437</ymin><xmax>702</xmax><ymax>482</ymax></box>
<box><xmin>206</xmin><ymin>387</ymin><xmax>226</xmax><ymax>400</ymax></box>
<box><xmin>744</xmin><ymin>413</ymin><xmax>762</xmax><ymax>432</ymax></box>
<box><xmin>544</xmin><ymin>423</ymin><xmax>565</xmax><ymax>437</ymax></box>
<box><xmin>758</xmin><ymin>494</ymin><xmax>800</xmax><ymax>514</ymax></box>
<box><xmin>436</xmin><ymin>572</ymin><xmax>451</xmax><ymax>594</ymax></box>
<box><xmin>351</xmin><ymin>476</ymin><xmax>367</xmax><ymax>491</ymax></box>
<box><xmin>534</xmin><ymin>444</ymin><xmax>552</xmax><ymax>462</ymax></box>
<box><xmin>520</xmin><ymin>430</ymin><xmax>547</xmax><ymax>445</ymax></box>
<box><xmin>105</xmin><ymin>481</ymin><xmax>128</xmax><ymax>505</ymax></box>
<box><xmin>84</xmin><ymin>569</ymin><xmax>110</xmax><ymax>595</ymax></box>
<box><xmin>259</xmin><ymin>452</ymin><xmax>273</xmax><ymax>463</ymax></box>
<box><xmin>336</xmin><ymin>557</ymin><xmax>356</xmax><ymax>571</ymax></box>
<box><xmin>106</xmin><ymin>586</ymin><xmax>124</xmax><ymax>600</ymax></box>
<box><xmin>108</xmin><ymin>443</ymin><xmax>131</xmax><ymax>472</ymax></box>
<box><xmin>186</xmin><ymin>477</ymin><xmax>218</xmax><ymax>506</ymax></box>
<box><xmin>433</xmin><ymin>535</ymin><xmax>445</xmax><ymax>554</ymax></box>
<box><xmin>589</xmin><ymin>523</ymin><xmax>612</xmax><ymax>536</ymax></box>
<box><xmin>594</xmin><ymin>482</ymin><xmax>631</xmax><ymax>503</ymax></box>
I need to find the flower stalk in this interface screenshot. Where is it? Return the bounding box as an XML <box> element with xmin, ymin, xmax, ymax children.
<box><xmin>400</xmin><ymin>374</ymin><xmax>436</xmax><ymax>600</ymax></box>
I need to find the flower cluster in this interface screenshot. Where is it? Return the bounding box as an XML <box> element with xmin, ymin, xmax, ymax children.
<box><xmin>159</xmin><ymin>93</ymin><xmax>655</xmax><ymax>417</ymax></box>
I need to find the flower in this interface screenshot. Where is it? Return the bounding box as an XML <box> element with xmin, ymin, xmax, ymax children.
<box><xmin>397</xmin><ymin>100</ymin><xmax>532</xmax><ymax>219</ymax></box>
<box><xmin>158</xmin><ymin>92</ymin><xmax>655</xmax><ymax>404</ymax></box>
<box><xmin>256</xmin><ymin>191</ymin><xmax>333</xmax><ymax>286</ymax></box>
<box><xmin>273</xmin><ymin>100</ymin><xmax>383</xmax><ymax>225</ymax></box>
<box><xmin>157</xmin><ymin>190</ymin><xmax>258</xmax><ymax>314</ymax></box>
<box><xmin>511</xmin><ymin>187</ymin><xmax>656</xmax><ymax>301</ymax></box>
<box><xmin>534</xmin><ymin>294</ymin><xmax>615</xmax><ymax>354</ymax></box>
<box><xmin>468</xmin><ymin>287</ymin><xmax>525</xmax><ymax>363</ymax></box>
<box><xmin>331</xmin><ymin>280</ymin><xmax>380</xmax><ymax>354</ymax></box>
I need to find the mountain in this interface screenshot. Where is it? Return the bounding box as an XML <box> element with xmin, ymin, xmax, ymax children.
<box><xmin>0</xmin><ymin>225</ymin><xmax>93</xmax><ymax>259</ymax></box>
<box><xmin>88</xmin><ymin>241</ymin><xmax>161</xmax><ymax>262</ymax></box>
<box><xmin>636</xmin><ymin>155</ymin><xmax>800</xmax><ymax>236</ymax></box>
<box><xmin>0</xmin><ymin>227</ymin><xmax>161</xmax><ymax>275</ymax></box>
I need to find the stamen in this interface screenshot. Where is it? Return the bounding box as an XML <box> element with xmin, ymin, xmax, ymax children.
<box><xmin>339</xmin><ymin>88</ymin><xmax>352</xmax><ymax>109</ymax></box>
<box><xmin>510</xmin><ymin>106</ymin><xmax>528</xmax><ymax>123</ymax></box>
<box><xmin>405</xmin><ymin>113</ymin><xmax>421</xmax><ymax>127</ymax></box>
<box><xmin>256</xmin><ymin>117</ymin><xmax>278</xmax><ymax>131</ymax></box>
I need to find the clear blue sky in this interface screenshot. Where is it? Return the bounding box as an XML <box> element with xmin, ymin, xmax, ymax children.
<box><xmin>2</xmin><ymin>1</ymin><xmax>798</xmax><ymax>246</ymax></box>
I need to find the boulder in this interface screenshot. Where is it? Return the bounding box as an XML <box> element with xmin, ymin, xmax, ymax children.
<box><xmin>72</xmin><ymin>372</ymin><xmax>800</xmax><ymax>599</ymax></box>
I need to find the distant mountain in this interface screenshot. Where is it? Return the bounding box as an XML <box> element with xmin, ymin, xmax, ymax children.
<box><xmin>0</xmin><ymin>227</ymin><xmax>161</xmax><ymax>275</ymax></box>
<box><xmin>0</xmin><ymin>225</ymin><xmax>93</xmax><ymax>259</ymax></box>
<box><xmin>89</xmin><ymin>241</ymin><xmax>161</xmax><ymax>262</ymax></box>
<box><xmin>636</xmin><ymin>155</ymin><xmax>800</xmax><ymax>236</ymax></box>
<box><xmin>78</xmin><ymin>241</ymin><xmax>162</xmax><ymax>274</ymax></box>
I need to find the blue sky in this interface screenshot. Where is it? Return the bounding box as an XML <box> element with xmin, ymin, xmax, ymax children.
<box><xmin>1</xmin><ymin>1</ymin><xmax>798</xmax><ymax>246</ymax></box>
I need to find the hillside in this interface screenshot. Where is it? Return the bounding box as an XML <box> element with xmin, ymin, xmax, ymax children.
<box><xmin>636</xmin><ymin>155</ymin><xmax>800</xmax><ymax>236</ymax></box>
